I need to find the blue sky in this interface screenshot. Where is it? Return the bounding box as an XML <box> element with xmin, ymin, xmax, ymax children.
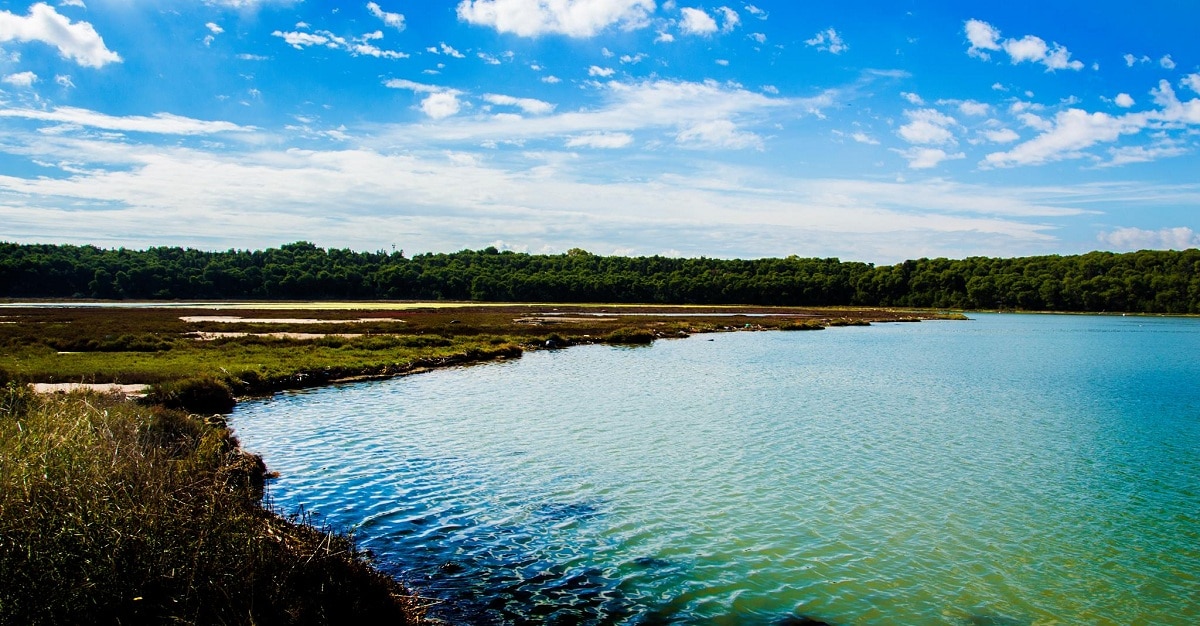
<box><xmin>0</xmin><ymin>0</ymin><xmax>1198</xmax><ymax>263</ymax></box>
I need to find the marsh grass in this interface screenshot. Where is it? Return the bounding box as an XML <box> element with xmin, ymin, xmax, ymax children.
<box><xmin>0</xmin><ymin>387</ymin><xmax>425</xmax><ymax>625</ymax></box>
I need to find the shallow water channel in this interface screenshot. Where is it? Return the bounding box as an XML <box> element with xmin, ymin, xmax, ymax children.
<box><xmin>231</xmin><ymin>313</ymin><xmax>1200</xmax><ymax>625</ymax></box>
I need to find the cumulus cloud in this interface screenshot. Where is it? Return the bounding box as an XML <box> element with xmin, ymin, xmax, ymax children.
<box><xmin>421</xmin><ymin>92</ymin><xmax>462</xmax><ymax>119</ymax></box>
<box><xmin>1099</xmin><ymin>226</ymin><xmax>1200</xmax><ymax>251</ymax></box>
<box><xmin>427</xmin><ymin>42</ymin><xmax>465</xmax><ymax>58</ymax></box>
<box><xmin>3</xmin><ymin>71</ymin><xmax>37</xmax><ymax>87</ymax></box>
<box><xmin>367</xmin><ymin>2</ymin><xmax>405</xmax><ymax>31</ymax></box>
<box><xmin>900</xmin><ymin>91</ymin><xmax>923</xmax><ymax>105</ymax></box>
<box><xmin>206</xmin><ymin>22</ymin><xmax>224</xmax><ymax>35</ymax></box>
<box><xmin>898</xmin><ymin>108</ymin><xmax>958</xmax><ymax>145</ymax></box>
<box><xmin>384</xmin><ymin>78</ymin><xmax>465</xmax><ymax>119</ymax></box>
<box><xmin>850</xmin><ymin>131</ymin><xmax>878</xmax><ymax>145</ymax></box>
<box><xmin>55</xmin><ymin>74</ymin><xmax>74</xmax><ymax>88</ymax></box>
<box><xmin>1114</xmin><ymin>93</ymin><xmax>1134</xmax><ymax>108</ymax></box>
<box><xmin>1183</xmin><ymin>73</ymin><xmax>1200</xmax><ymax>95</ymax></box>
<box><xmin>957</xmin><ymin>100</ymin><xmax>990</xmax><ymax>116</ymax></box>
<box><xmin>565</xmin><ymin>131</ymin><xmax>633</xmax><ymax>148</ymax></box>
<box><xmin>981</xmin><ymin>128</ymin><xmax>1019</xmax><ymax>143</ymax></box>
<box><xmin>456</xmin><ymin>0</ymin><xmax>655</xmax><ymax>37</ymax></box>
<box><xmin>484</xmin><ymin>93</ymin><xmax>555</xmax><ymax>115</ymax></box>
<box><xmin>1160</xmin><ymin>54</ymin><xmax>1175</xmax><ymax>70</ymax></box>
<box><xmin>588</xmin><ymin>65</ymin><xmax>615</xmax><ymax>77</ymax></box>
<box><xmin>894</xmin><ymin>147</ymin><xmax>965</xmax><ymax>169</ymax></box>
<box><xmin>679</xmin><ymin>7</ymin><xmax>718</xmax><ymax>36</ymax></box>
<box><xmin>964</xmin><ymin>19</ymin><xmax>1082</xmax><ymax>71</ymax></box>
<box><xmin>1123</xmin><ymin>53</ymin><xmax>1150</xmax><ymax>67</ymax></box>
<box><xmin>716</xmin><ymin>6</ymin><xmax>740</xmax><ymax>33</ymax></box>
<box><xmin>983</xmin><ymin>108</ymin><xmax>1145</xmax><ymax>167</ymax></box>
<box><xmin>676</xmin><ymin>119</ymin><xmax>762</xmax><ymax>149</ymax></box>
<box><xmin>0</xmin><ymin>3</ymin><xmax>121</xmax><ymax>68</ymax></box>
<box><xmin>805</xmin><ymin>27</ymin><xmax>847</xmax><ymax>54</ymax></box>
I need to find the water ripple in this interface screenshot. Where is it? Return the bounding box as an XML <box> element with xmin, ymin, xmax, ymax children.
<box><xmin>234</xmin><ymin>314</ymin><xmax>1200</xmax><ymax>625</ymax></box>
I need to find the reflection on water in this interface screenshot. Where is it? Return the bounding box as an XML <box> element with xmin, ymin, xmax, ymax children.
<box><xmin>232</xmin><ymin>314</ymin><xmax>1200</xmax><ymax>625</ymax></box>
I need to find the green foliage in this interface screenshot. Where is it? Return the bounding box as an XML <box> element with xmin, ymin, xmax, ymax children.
<box><xmin>0</xmin><ymin>392</ymin><xmax>424</xmax><ymax>625</ymax></box>
<box><xmin>4</xmin><ymin>242</ymin><xmax>1200</xmax><ymax>312</ymax></box>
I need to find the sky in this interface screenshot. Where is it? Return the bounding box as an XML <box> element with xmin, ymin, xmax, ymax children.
<box><xmin>0</xmin><ymin>0</ymin><xmax>1198</xmax><ymax>263</ymax></box>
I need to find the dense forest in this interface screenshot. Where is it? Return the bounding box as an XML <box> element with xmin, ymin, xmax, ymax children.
<box><xmin>2</xmin><ymin>241</ymin><xmax>1199</xmax><ymax>313</ymax></box>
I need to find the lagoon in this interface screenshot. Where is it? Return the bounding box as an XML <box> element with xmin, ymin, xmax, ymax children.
<box><xmin>231</xmin><ymin>313</ymin><xmax>1200</xmax><ymax>625</ymax></box>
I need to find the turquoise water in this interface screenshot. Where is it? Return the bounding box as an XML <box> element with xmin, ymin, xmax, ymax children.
<box><xmin>231</xmin><ymin>314</ymin><xmax>1200</xmax><ymax>625</ymax></box>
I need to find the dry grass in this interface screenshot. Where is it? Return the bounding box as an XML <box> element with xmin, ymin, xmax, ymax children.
<box><xmin>0</xmin><ymin>385</ymin><xmax>427</xmax><ymax>625</ymax></box>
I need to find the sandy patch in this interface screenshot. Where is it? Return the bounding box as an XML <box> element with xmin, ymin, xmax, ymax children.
<box><xmin>32</xmin><ymin>383</ymin><xmax>148</xmax><ymax>396</ymax></box>
<box><xmin>180</xmin><ymin>316</ymin><xmax>404</xmax><ymax>324</ymax></box>
<box><xmin>188</xmin><ymin>331</ymin><xmax>365</xmax><ymax>341</ymax></box>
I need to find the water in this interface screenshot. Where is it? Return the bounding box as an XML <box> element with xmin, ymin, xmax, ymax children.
<box><xmin>230</xmin><ymin>314</ymin><xmax>1200</xmax><ymax>625</ymax></box>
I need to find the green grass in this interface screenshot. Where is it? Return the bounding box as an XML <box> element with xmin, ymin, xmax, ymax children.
<box><xmin>0</xmin><ymin>385</ymin><xmax>427</xmax><ymax>625</ymax></box>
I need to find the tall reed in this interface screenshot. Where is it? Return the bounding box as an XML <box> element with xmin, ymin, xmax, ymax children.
<box><xmin>0</xmin><ymin>385</ymin><xmax>426</xmax><ymax>625</ymax></box>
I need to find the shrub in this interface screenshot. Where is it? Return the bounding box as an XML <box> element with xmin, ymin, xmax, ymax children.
<box><xmin>603</xmin><ymin>327</ymin><xmax>655</xmax><ymax>344</ymax></box>
<box><xmin>143</xmin><ymin>376</ymin><xmax>236</xmax><ymax>414</ymax></box>
<box><xmin>779</xmin><ymin>321</ymin><xmax>826</xmax><ymax>331</ymax></box>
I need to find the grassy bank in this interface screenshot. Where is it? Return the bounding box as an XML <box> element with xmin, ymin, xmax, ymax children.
<box><xmin>0</xmin><ymin>384</ymin><xmax>427</xmax><ymax>625</ymax></box>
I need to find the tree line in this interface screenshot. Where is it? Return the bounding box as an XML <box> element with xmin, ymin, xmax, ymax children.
<box><xmin>2</xmin><ymin>241</ymin><xmax>1199</xmax><ymax>313</ymax></box>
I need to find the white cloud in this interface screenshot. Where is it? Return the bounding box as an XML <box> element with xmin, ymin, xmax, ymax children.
<box><xmin>981</xmin><ymin>128</ymin><xmax>1019</xmax><ymax>143</ymax></box>
<box><xmin>1098</xmin><ymin>227</ymin><xmax>1200</xmax><ymax>251</ymax></box>
<box><xmin>565</xmin><ymin>132</ymin><xmax>633</xmax><ymax>148</ymax></box>
<box><xmin>383</xmin><ymin>78</ymin><xmax>446</xmax><ymax>93</ymax></box>
<box><xmin>1114</xmin><ymin>93</ymin><xmax>1134</xmax><ymax>108</ymax></box>
<box><xmin>427</xmin><ymin>42</ymin><xmax>465</xmax><ymax>58</ymax></box>
<box><xmin>715</xmin><ymin>58</ymin><xmax>728</xmax><ymax>66</ymax></box>
<box><xmin>1123</xmin><ymin>53</ymin><xmax>1150</xmax><ymax>67</ymax></box>
<box><xmin>894</xmin><ymin>147</ymin><xmax>965</xmax><ymax>169</ymax></box>
<box><xmin>1183</xmin><ymin>73</ymin><xmax>1200</xmax><ymax>95</ymax></box>
<box><xmin>676</xmin><ymin>119</ymin><xmax>762</xmax><ymax>149</ymax></box>
<box><xmin>898</xmin><ymin>108</ymin><xmax>958</xmax><ymax>145</ymax></box>
<box><xmin>743</xmin><ymin>4</ymin><xmax>766</xmax><ymax>19</ymax></box>
<box><xmin>850</xmin><ymin>131</ymin><xmax>878</xmax><ymax>145</ymax></box>
<box><xmin>59</xmin><ymin>0</ymin><xmax>86</xmax><ymax>6</ymax></box>
<box><xmin>273</xmin><ymin>28</ymin><xmax>408</xmax><ymax>59</ymax></box>
<box><xmin>983</xmin><ymin>108</ymin><xmax>1146</xmax><ymax>167</ymax></box>
<box><xmin>964</xmin><ymin>19</ymin><xmax>1082</xmax><ymax>71</ymax></box>
<box><xmin>1160</xmin><ymin>54</ymin><xmax>1175</xmax><ymax>70</ymax></box>
<box><xmin>421</xmin><ymin>92</ymin><xmax>462</xmax><ymax>119</ymax></box>
<box><xmin>958</xmin><ymin>100</ymin><xmax>990</xmax><ymax>116</ymax></box>
<box><xmin>588</xmin><ymin>65</ymin><xmax>615</xmax><ymax>77</ymax></box>
<box><xmin>679</xmin><ymin>7</ymin><xmax>718</xmax><ymax>36</ymax></box>
<box><xmin>1101</xmin><ymin>143</ymin><xmax>1189</xmax><ymax>167</ymax></box>
<box><xmin>367</xmin><ymin>2</ymin><xmax>406</xmax><ymax>31</ymax></box>
<box><xmin>900</xmin><ymin>91</ymin><xmax>923</xmax><ymax>105</ymax></box>
<box><xmin>206</xmin><ymin>22</ymin><xmax>224</xmax><ymax>35</ymax></box>
<box><xmin>964</xmin><ymin>19</ymin><xmax>1000</xmax><ymax>60</ymax></box>
<box><xmin>478</xmin><ymin>51</ymin><xmax>501</xmax><ymax>65</ymax></box>
<box><xmin>601</xmin><ymin>47</ymin><xmax>614</xmax><ymax>57</ymax></box>
<box><xmin>0</xmin><ymin>3</ymin><xmax>121</xmax><ymax>68</ymax></box>
<box><xmin>54</xmin><ymin>74</ymin><xmax>73</xmax><ymax>88</ymax></box>
<box><xmin>541</xmin><ymin>75</ymin><xmax>561</xmax><ymax>84</ymax></box>
<box><xmin>0</xmin><ymin>105</ymin><xmax>254</xmax><ymax>134</ymax></box>
<box><xmin>483</xmin><ymin>93</ymin><xmax>555</xmax><ymax>115</ymax></box>
<box><xmin>805</xmin><ymin>27</ymin><xmax>847</xmax><ymax>54</ymax></box>
<box><xmin>456</xmin><ymin>0</ymin><xmax>655</xmax><ymax>37</ymax></box>
<box><xmin>991</xmin><ymin>82</ymin><xmax>1007</xmax><ymax>91</ymax></box>
<box><xmin>619</xmin><ymin>53</ymin><xmax>645</xmax><ymax>64</ymax></box>
<box><xmin>717</xmin><ymin>6</ymin><xmax>740</xmax><ymax>33</ymax></box>
<box><xmin>655</xmin><ymin>31</ymin><xmax>674</xmax><ymax>43</ymax></box>
<box><xmin>3</xmin><ymin>71</ymin><xmax>37</xmax><ymax>87</ymax></box>
<box><xmin>274</xmin><ymin>30</ymin><xmax>328</xmax><ymax>49</ymax></box>
<box><xmin>749</xmin><ymin>32</ymin><xmax>765</xmax><ymax>44</ymax></box>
